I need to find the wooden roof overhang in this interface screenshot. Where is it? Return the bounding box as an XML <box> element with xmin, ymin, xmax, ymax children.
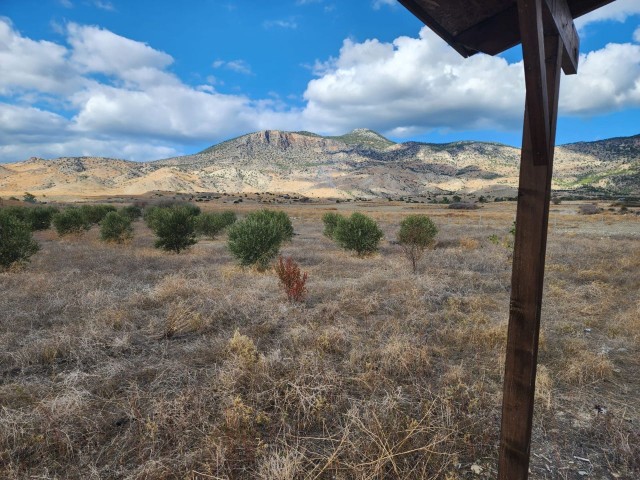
<box><xmin>398</xmin><ymin>1</ymin><xmax>617</xmax><ymax>479</ymax></box>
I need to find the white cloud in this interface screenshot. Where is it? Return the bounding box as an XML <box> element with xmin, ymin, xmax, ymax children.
<box><xmin>1</xmin><ymin>18</ymin><xmax>639</xmax><ymax>163</ymax></box>
<box><xmin>92</xmin><ymin>1</ymin><xmax>115</xmax><ymax>11</ymax></box>
<box><xmin>212</xmin><ymin>59</ymin><xmax>253</xmax><ymax>75</ymax></box>
<box><xmin>634</xmin><ymin>26</ymin><xmax>640</xmax><ymax>43</ymax></box>
<box><xmin>372</xmin><ymin>0</ymin><xmax>395</xmax><ymax>10</ymax></box>
<box><xmin>263</xmin><ymin>19</ymin><xmax>298</xmax><ymax>29</ymax></box>
<box><xmin>576</xmin><ymin>0</ymin><xmax>640</xmax><ymax>28</ymax></box>
<box><xmin>67</xmin><ymin>23</ymin><xmax>172</xmax><ymax>77</ymax></box>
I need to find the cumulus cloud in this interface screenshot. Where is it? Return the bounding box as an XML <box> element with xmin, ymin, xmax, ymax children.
<box><xmin>634</xmin><ymin>26</ymin><xmax>640</xmax><ymax>43</ymax></box>
<box><xmin>0</xmin><ymin>17</ymin><xmax>639</xmax><ymax>162</ymax></box>
<box><xmin>576</xmin><ymin>0</ymin><xmax>640</xmax><ymax>27</ymax></box>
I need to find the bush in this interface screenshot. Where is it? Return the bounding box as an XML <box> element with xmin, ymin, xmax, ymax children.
<box><xmin>79</xmin><ymin>204</ymin><xmax>117</xmax><ymax>225</ymax></box>
<box><xmin>143</xmin><ymin>206</ymin><xmax>163</xmax><ymax>230</ymax></box>
<box><xmin>448</xmin><ymin>202</ymin><xmax>479</xmax><ymax>210</ymax></box>
<box><xmin>322</xmin><ymin>212</ymin><xmax>343</xmax><ymax>238</ymax></box>
<box><xmin>333</xmin><ymin>212</ymin><xmax>383</xmax><ymax>256</ymax></box>
<box><xmin>2</xmin><ymin>206</ymin><xmax>28</xmax><ymax>222</ymax></box>
<box><xmin>0</xmin><ymin>211</ymin><xmax>39</xmax><ymax>269</ymax></box>
<box><xmin>100</xmin><ymin>211</ymin><xmax>133</xmax><ymax>244</ymax></box>
<box><xmin>119</xmin><ymin>205</ymin><xmax>143</xmax><ymax>221</ymax></box>
<box><xmin>52</xmin><ymin>208</ymin><xmax>92</xmax><ymax>236</ymax></box>
<box><xmin>397</xmin><ymin>215</ymin><xmax>438</xmax><ymax>273</ymax></box>
<box><xmin>227</xmin><ymin>215</ymin><xmax>286</xmax><ymax>270</ymax></box>
<box><xmin>246</xmin><ymin>209</ymin><xmax>293</xmax><ymax>241</ymax></box>
<box><xmin>195</xmin><ymin>211</ymin><xmax>237</xmax><ymax>239</ymax></box>
<box><xmin>151</xmin><ymin>206</ymin><xmax>198</xmax><ymax>253</ymax></box>
<box><xmin>579</xmin><ymin>204</ymin><xmax>601</xmax><ymax>215</ymax></box>
<box><xmin>274</xmin><ymin>256</ymin><xmax>308</xmax><ymax>303</ymax></box>
<box><xmin>26</xmin><ymin>206</ymin><xmax>58</xmax><ymax>231</ymax></box>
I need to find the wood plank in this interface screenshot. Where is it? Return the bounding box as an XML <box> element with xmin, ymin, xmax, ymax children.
<box><xmin>544</xmin><ymin>0</ymin><xmax>579</xmax><ymax>74</ymax></box>
<box><xmin>518</xmin><ymin>0</ymin><xmax>550</xmax><ymax>166</ymax></box>
<box><xmin>497</xmin><ymin>34</ymin><xmax>563</xmax><ymax>480</ymax></box>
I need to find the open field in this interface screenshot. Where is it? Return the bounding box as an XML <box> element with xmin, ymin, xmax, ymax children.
<box><xmin>1</xmin><ymin>201</ymin><xmax>638</xmax><ymax>479</ymax></box>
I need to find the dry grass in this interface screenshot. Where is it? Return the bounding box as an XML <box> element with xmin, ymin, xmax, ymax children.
<box><xmin>0</xmin><ymin>201</ymin><xmax>638</xmax><ymax>479</ymax></box>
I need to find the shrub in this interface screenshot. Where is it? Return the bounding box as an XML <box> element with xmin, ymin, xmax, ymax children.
<box><xmin>119</xmin><ymin>205</ymin><xmax>143</xmax><ymax>221</ymax></box>
<box><xmin>333</xmin><ymin>212</ymin><xmax>383</xmax><ymax>256</ymax></box>
<box><xmin>227</xmin><ymin>215</ymin><xmax>285</xmax><ymax>270</ymax></box>
<box><xmin>52</xmin><ymin>208</ymin><xmax>92</xmax><ymax>236</ymax></box>
<box><xmin>100</xmin><ymin>211</ymin><xmax>133</xmax><ymax>244</ymax></box>
<box><xmin>397</xmin><ymin>215</ymin><xmax>438</xmax><ymax>273</ymax></box>
<box><xmin>143</xmin><ymin>206</ymin><xmax>163</xmax><ymax>230</ymax></box>
<box><xmin>26</xmin><ymin>206</ymin><xmax>58</xmax><ymax>231</ymax></box>
<box><xmin>0</xmin><ymin>211</ymin><xmax>39</xmax><ymax>269</ymax></box>
<box><xmin>79</xmin><ymin>204</ymin><xmax>117</xmax><ymax>225</ymax></box>
<box><xmin>23</xmin><ymin>192</ymin><xmax>37</xmax><ymax>203</ymax></box>
<box><xmin>152</xmin><ymin>206</ymin><xmax>198</xmax><ymax>253</ymax></box>
<box><xmin>322</xmin><ymin>212</ymin><xmax>343</xmax><ymax>238</ymax></box>
<box><xmin>448</xmin><ymin>202</ymin><xmax>479</xmax><ymax>210</ymax></box>
<box><xmin>274</xmin><ymin>256</ymin><xmax>308</xmax><ymax>302</ymax></box>
<box><xmin>246</xmin><ymin>209</ymin><xmax>294</xmax><ymax>241</ymax></box>
<box><xmin>2</xmin><ymin>206</ymin><xmax>28</xmax><ymax>222</ymax></box>
<box><xmin>195</xmin><ymin>211</ymin><xmax>237</xmax><ymax>239</ymax></box>
<box><xmin>579</xmin><ymin>204</ymin><xmax>601</xmax><ymax>215</ymax></box>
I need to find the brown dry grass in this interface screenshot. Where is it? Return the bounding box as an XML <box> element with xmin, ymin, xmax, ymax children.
<box><xmin>0</xmin><ymin>201</ymin><xmax>638</xmax><ymax>479</ymax></box>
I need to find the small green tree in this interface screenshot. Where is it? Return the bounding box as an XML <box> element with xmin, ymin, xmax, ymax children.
<box><xmin>26</xmin><ymin>206</ymin><xmax>58</xmax><ymax>231</ymax></box>
<box><xmin>79</xmin><ymin>204</ymin><xmax>117</xmax><ymax>225</ymax></box>
<box><xmin>100</xmin><ymin>211</ymin><xmax>133</xmax><ymax>244</ymax></box>
<box><xmin>322</xmin><ymin>212</ymin><xmax>343</xmax><ymax>238</ymax></box>
<box><xmin>333</xmin><ymin>212</ymin><xmax>383</xmax><ymax>256</ymax></box>
<box><xmin>152</xmin><ymin>206</ymin><xmax>198</xmax><ymax>253</ymax></box>
<box><xmin>0</xmin><ymin>211</ymin><xmax>39</xmax><ymax>269</ymax></box>
<box><xmin>246</xmin><ymin>209</ymin><xmax>293</xmax><ymax>241</ymax></box>
<box><xmin>119</xmin><ymin>205</ymin><xmax>143</xmax><ymax>221</ymax></box>
<box><xmin>52</xmin><ymin>208</ymin><xmax>92</xmax><ymax>236</ymax></box>
<box><xmin>227</xmin><ymin>215</ymin><xmax>285</xmax><ymax>270</ymax></box>
<box><xmin>397</xmin><ymin>215</ymin><xmax>438</xmax><ymax>273</ymax></box>
<box><xmin>195</xmin><ymin>211</ymin><xmax>237</xmax><ymax>239</ymax></box>
<box><xmin>23</xmin><ymin>192</ymin><xmax>37</xmax><ymax>203</ymax></box>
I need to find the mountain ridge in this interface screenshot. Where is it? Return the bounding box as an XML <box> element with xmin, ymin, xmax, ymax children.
<box><xmin>1</xmin><ymin>129</ymin><xmax>638</xmax><ymax>199</ymax></box>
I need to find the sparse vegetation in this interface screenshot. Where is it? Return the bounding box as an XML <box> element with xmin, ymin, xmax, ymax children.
<box><xmin>322</xmin><ymin>211</ymin><xmax>343</xmax><ymax>238</ymax></box>
<box><xmin>397</xmin><ymin>214</ymin><xmax>438</xmax><ymax>273</ymax></box>
<box><xmin>333</xmin><ymin>212</ymin><xmax>383</xmax><ymax>256</ymax></box>
<box><xmin>0</xmin><ymin>201</ymin><xmax>638</xmax><ymax>479</ymax></box>
<box><xmin>274</xmin><ymin>256</ymin><xmax>308</xmax><ymax>302</ymax></box>
<box><xmin>0</xmin><ymin>210</ymin><xmax>39</xmax><ymax>269</ymax></box>
<box><xmin>195</xmin><ymin>210</ymin><xmax>236</xmax><ymax>239</ymax></box>
<box><xmin>151</xmin><ymin>205</ymin><xmax>198</xmax><ymax>253</ymax></box>
<box><xmin>52</xmin><ymin>207</ymin><xmax>92</xmax><ymax>236</ymax></box>
<box><xmin>100</xmin><ymin>211</ymin><xmax>133</xmax><ymax>243</ymax></box>
<box><xmin>227</xmin><ymin>211</ymin><xmax>288</xmax><ymax>270</ymax></box>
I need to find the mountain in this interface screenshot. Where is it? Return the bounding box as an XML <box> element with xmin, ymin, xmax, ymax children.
<box><xmin>1</xmin><ymin>129</ymin><xmax>638</xmax><ymax>199</ymax></box>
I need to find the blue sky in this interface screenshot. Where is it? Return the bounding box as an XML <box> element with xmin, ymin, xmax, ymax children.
<box><xmin>0</xmin><ymin>0</ymin><xmax>639</xmax><ymax>162</ymax></box>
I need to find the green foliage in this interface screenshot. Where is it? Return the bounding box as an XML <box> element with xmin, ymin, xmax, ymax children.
<box><xmin>452</xmin><ymin>195</ymin><xmax>462</xmax><ymax>203</ymax></box>
<box><xmin>195</xmin><ymin>211</ymin><xmax>236</xmax><ymax>239</ymax></box>
<box><xmin>398</xmin><ymin>215</ymin><xmax>438</xmax><ymax>273</ymax></box>
<box><xmin>79</xmin><ymin>204</ymin><xmax>117</xmax><ymax>225</ymax></box>
<box><xmin>23</xmin><ymin>192</ymin><xmax>37</xmax><ymax>203</ymax></box>
<box><xmin>227</xmin><ymin>214</ymin><xmax>286</xmax><ymax>270</ymax></box>
<box><xmin>100</xmin><ymin>211</ymin><xmax>133</xmax><ymax>244</ymax></box>
<box><xmin>151</xmin><ymin>206</ymin><xmax>198</xmax><ymax>253</ymax></box>
<box><xmin>52</xmin><ymin>208</ymin><xmax>92</xmax><ymax>236</ymax></box>
<box><xmin>0</xmin><ymin>210</ymin><xmax>39</xmax><ymax>269</ymax></box>
<box><xmin>26</xmin><ymin>206</ymin><xmax>58</xmax><ymax>231</ymax></box>
<box><xmin>143</xmin><ymin>206</ymin><xmax>163</xmax><ymax>230</ymax></box>
<box><xmin>246</xmin><ymin>209</ymin><xmax>294</xmax><ymax>241</ymax></box>
<box><xmin>119</xmin><ymin>205</ymin><xmax>143</xmax><ymax>221</ymax></box>
<box><xmin>333</xmin><ymin>212</ymin><xmax>384</xmax><ymax>256</ymax></box>
<box><xmin>2</xmin><ymin>206</ymin><xmax>28</xmax><ymax>222</ymax></box>
<box><xmin>322</xmin><ymin>212</ymin><xmax>343</xmax><ymax>238</ymax></box>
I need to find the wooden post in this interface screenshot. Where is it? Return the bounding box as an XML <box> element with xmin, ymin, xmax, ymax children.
<box><xmin>497</xmin><ymin>7</ymin><xmax>564</xmax><ymax>478</ymax></box>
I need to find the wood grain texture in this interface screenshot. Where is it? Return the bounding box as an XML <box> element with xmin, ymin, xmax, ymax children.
<box><xmin>497</xmin><ymin>34</ymin><xmax>563</xmax><ymax>480</ymax></box>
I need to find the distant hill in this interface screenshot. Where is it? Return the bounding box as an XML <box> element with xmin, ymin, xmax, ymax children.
<box><xmin>1</xmin><ymin>129</ymin><xmax>638</xmax><ymax>199</ymax></box>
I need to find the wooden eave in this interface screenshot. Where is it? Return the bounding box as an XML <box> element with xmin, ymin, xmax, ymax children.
<box><xmin>399</xmin><ymin>0</ymin><xmax>615</xmax><ymax>59</ymax></box>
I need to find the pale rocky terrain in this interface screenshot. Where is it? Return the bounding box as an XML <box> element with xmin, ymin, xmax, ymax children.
<box><xmin>1</xmin><ymin>129</ymin><xmax>638</xmax><ymax>199</ymax></box>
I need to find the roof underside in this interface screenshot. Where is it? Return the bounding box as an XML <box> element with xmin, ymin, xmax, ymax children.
<box><xmin>398</xmin><ymin>0</ymin><xmax>615</xmax><ymax>58</ymax></box>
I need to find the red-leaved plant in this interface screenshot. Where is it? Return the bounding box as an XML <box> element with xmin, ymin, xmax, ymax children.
<box><xmin>274</xmin><ymin>256</ymin><xmax>308</xmax><ymax>303</ymax></box>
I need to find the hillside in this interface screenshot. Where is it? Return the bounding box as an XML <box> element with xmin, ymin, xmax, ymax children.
<box><xmin>0</xmin><ymin>129</ymin><xmax>638</xmax><ymax>199</ymax></box>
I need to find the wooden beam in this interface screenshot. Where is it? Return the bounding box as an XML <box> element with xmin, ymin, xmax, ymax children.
<box><xmin>497</xmin><ymin>34</ymin><xmax>563</xmax><ymax>480</ymax></box>
<box><xmin>544</xmin><ymin>0</ymin><xmax>579</xmax><ymax>74</ymax></box>
<box><xmin>517</xmin><ymin>0</ymin><xmax>550</xmax><ymax>166</ymax></box>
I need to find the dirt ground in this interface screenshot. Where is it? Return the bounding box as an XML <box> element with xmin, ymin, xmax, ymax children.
<box><xmin>0</xmin><ymin>200</ymin><xmax>638</xmax><ymax>479</ymax></box>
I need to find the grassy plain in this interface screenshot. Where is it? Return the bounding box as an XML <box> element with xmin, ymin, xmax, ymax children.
<box><xmin>0</xmin><ymin>200</ymin><xmax>638</xmax><ymax>479</ymax></box>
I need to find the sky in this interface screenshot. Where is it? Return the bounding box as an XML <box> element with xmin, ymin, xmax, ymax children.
<box><xmin>0</xmin><ymin>0</ymin><xmax>639</xmax><ymax>162</ymax></box>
